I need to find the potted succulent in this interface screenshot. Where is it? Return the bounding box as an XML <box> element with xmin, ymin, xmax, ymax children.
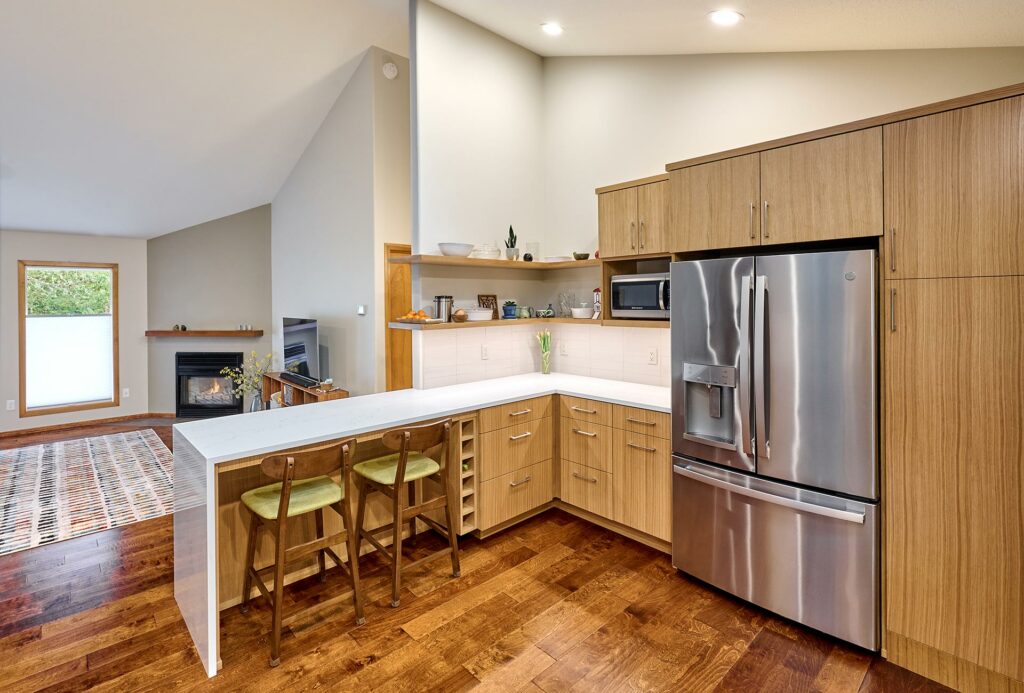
<box><xmin>502</xmin><ymin>299</ymin><xmax>518</xmax><ymax>319</ymax></box>
<box><xmin>504</xmin><ymin>226</ymin><xmax>519</xmax><ymax>260</ymax></box>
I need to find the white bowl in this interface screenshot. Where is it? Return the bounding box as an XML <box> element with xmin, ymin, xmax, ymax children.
<box><xmin>571</xmin><ymin>307</ymin><xmax>592</xmax><ymax>319</ymax></box>
<box><xmin>465</xmin><ymin>307</ymin><xmax>493</xmax><ymax>321</ymax></box>
<box><xmin>438</xmin><ymin>243</ymin><xmax>474</xmax><ymax>257</ymax></box>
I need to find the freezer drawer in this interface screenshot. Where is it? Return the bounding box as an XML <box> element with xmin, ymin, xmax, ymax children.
<box><xmin>672</xmin><ymin>458</ymin><xmax>879</xmax><ymax>650</ymax></box>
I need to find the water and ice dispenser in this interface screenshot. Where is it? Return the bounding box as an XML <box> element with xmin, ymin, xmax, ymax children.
<box><xmin>680</xmin><ymin>363</ymin><xmax>738</xmax><ymax>450</ymax></box>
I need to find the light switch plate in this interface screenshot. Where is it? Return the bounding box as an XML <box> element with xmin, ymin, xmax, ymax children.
<box><xmin>122</xmin><ymin>387</ymin><xmax>130</xmax><ymax>398</ymax></box>
<box><xmin>5</xmin><ymin>400</ymin><xmax>14</xmax><ymax>411</ymax></box>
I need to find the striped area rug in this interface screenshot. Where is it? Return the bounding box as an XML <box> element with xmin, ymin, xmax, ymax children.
<box><xmin>0</xmin><ymin>429</ymin><xmax>177</xmax><ymax>557</ymax></box>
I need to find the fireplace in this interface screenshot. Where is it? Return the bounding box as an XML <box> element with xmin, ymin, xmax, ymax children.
<box><xmin>175</xmin><ymin>352</ymin><xmax>244</xmax><ymax>418</ymax></box>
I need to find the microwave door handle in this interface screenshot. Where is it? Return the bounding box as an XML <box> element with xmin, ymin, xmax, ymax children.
<box><xmin>657</xmin><ymin>280</ymin><xmax>666</xmax><ymax>311</ymax></box>
<box><xmin>738</xmin><ymin>275</ymin><xmax>753</xmax><ymax>455</ymax></box>
<box><xmin>753</xmin><ymin>275</ymin><xmax>770</xmax><ymax>460</ymax></box>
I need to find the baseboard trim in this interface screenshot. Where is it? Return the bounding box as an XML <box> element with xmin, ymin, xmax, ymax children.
<box><xmin>553</xmin><ymin>501</ymin><xmax>672</xmax><ymax>554</ymax></box>
<box><xmin>0</xmin><ymin>412</ymin><xmax>176</xmax><ymax>439</ymax></box>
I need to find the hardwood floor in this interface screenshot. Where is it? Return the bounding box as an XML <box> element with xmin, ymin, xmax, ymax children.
<box><xmin>0</xmin><ymin>422</ymin><xmax>949</xmax><ymax>692</ymax></box>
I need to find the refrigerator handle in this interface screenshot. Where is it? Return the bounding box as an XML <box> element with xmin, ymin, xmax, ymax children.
<box><xmin>673</xmin><ymin>465</ymin><xmax>866</xmax><ymax>524</ymax></box>
<box><xmin>738</xmin><ymin>275</ymin><xmax>753</xmax><ymax>455</ymax></box>
<box><xmin>753</xmin><ymin>275</ymin><xmax>770</xmax><ymax>460</ymax></box>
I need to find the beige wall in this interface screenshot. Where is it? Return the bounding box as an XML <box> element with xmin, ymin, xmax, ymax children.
<box><xmin>146</xmin><ymin>205</ymin><xmax>272</xmax><ymax>413</ymax></box>
<box><xmin>272</xmin><ymin>47</ymin><xmax>411</xmax><ymax>396</ymax></box>
<box><xmin>0</xmin><ymin>230</ymin><xmax>149</xmax><ymax>432</ymax></box>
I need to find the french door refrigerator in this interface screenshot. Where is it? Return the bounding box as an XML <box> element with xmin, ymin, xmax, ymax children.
<box><xmin>670</xmin><ymin>249</ymin><xmax>879</xmax><ymax>650</ymax></box>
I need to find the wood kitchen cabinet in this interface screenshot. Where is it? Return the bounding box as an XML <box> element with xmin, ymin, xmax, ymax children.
<box><xmin>884</xmin><ymin>95</ymin><xmax>1024</xmax><ymax>279</ymax></box>
<box><xmin>759</xmin><ymin>127</ymin><xmax>883</xmax><ymax>245</ymax></box>
<box><xmin>612</xmin><ymin>429</ymin><xmax>671</xmax><ymax>541</ymax></box>
<box><xmin>884</xmin><ymin>276</ymin><xmax>1024</xmax><ymax>687</ymax></box>
<box><xmin>597</xmin><ymin>177</ymin><xmax>669</xmax><ymax>258</ymax></box>
<box><xmin>669</xmin><ymin>153</ymin><xmax>761</xmax><ymax>251</ymax></box>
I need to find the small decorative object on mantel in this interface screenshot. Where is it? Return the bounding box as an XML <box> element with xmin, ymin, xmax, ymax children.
<box><xmin>536</xmin><ymin>329</ymin><xmax>551</xmax><ymax>375</ymax></box>
<box><xmin>173</xmin><ymin>324</ymin><xmax>189</xmax><ymax>331</ymax></box>
<box><xmin>478</xmin><ymin>294</ymin><xmax>498</xmax><ymax>320</ymax></box>
<box><xmin>220</xmin><ymin>351</ymin><xmax>272</xmax><ymax>413</ymax></box>
<box><xmin>502</xmin><ymin>300</ymin><xmax>518</xmax><ymax>319</ymax></box>
<box><xmin>504</xmin><ymin>226</ymin><xmax>519</xmax><ymax>260</ymax></box>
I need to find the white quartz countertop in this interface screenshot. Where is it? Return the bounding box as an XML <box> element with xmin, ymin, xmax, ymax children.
<box><xmin>174</xmin><ymin>373</ymin><xmax>671</xmax><ymax>465</ymax></box>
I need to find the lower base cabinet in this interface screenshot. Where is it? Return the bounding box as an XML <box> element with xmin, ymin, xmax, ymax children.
<box><xmin>612</xmin><ymin>430</ymin><xmax>671</xmax><ymax>541</ymax></box>
<box><xmin>478</xmin><ymin>459</ymin><xmax>553</xmax><ymax>530</ymax></box>
<box><xmin>560</xmin><ymin>462</ymin><xmax>614</xmax><ymax>519</ymax></box>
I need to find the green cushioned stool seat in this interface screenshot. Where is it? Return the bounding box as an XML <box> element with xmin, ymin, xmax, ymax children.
<box><xmin>353</xmin><ymin>452</ymin><xmax>439</xmax><ymax>486</ymax></box>
<box><xmin>241</xmin><ymin>476</ymin><xmax>343</xmax><ymax>520</ymax></box>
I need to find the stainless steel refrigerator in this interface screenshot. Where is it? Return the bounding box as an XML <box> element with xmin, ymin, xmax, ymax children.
<box><xmin>670</xmin><ymin>249</ymin><xmax>879</xmax><ymax>650</ymax></box>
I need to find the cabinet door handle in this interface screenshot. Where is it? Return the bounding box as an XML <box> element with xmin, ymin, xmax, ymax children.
<box><xmin>630</xmin><ymin>221</ymin><xmax>636</xmax><ymax>249</ymax></box>
<box><xmin>639</xmin><ymin>220</ymin><xmax>646</xmax><ymax>250</ymax></box>
<box><xmin>627</xmin><ymin>442</ymin><xmax>657</xmax><ymax>453</ymax></box>
<box><xmin>625</xmin><ymin>417</ymin><xmax>655</xmax><ymax>426</ymax></box>
<box><xmin>572</xmin><ymin>472</ymin><xmax>598</xmax><ymax>483</ymax></box>
<box><xmin>749</xmin><ymin>202</ymin><xmax>755</xmax><ymax>239</ymax></box>
<box><xmin>509</xmin><ymin>409</ymin><xmax>531</xmax><ymax>417</ymax></box>
<box><xmin>572</xmin><ymin>428</ymin><xmax>597</xmax><ymax>437</ymax></box>
<box><xmin>509</xmin><ymin>431</ymin><xmax>533</xmax><ymax>441</ymax></box>
<box><xmin>509</xmin><ymin>475</ymin><xmax>532</xmax><ymax>488</ymax></box>
<box><xmin>889</xmin><ymin>287</ymin><xmax>897</xmax><ymax>332</ymax></box>
<box><xmin>762</xmin><ymin>200</ymin><xmax>770</xmax><ymax>238</ymax></box>
<box><xmin>571</xmin><ymin>406</ymin><xmax>597</xmax><ymax>414</ymax></box>
<box><xmin>889</xmin><ymin>228</ymin><xmax>896</xmax><ymax>273</ymax></box>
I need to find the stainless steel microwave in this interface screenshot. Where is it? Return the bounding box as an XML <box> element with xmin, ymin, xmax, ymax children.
<box><xmin>610</xmin><ymin>272</ymin><xmax>670</xmax><ymax>319</ymax></box>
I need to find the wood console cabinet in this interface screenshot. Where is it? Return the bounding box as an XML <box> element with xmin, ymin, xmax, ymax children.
<box><xmin>262</xmin><ymin>372</ymin><xmax>348</xmax><ymax>407</ymax></box>
<box><xmin>597</xmin><ymin>176</ymin><xmax>669</xmax><ymax>258</ymax></box>
<box><xmin>884</xmin><ymin>276</ymin><xmax>1024</xmax><ymax>688</ymax></box>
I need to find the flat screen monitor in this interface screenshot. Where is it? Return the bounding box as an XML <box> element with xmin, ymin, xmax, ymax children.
<box><xmin>282</xmin><ymin>318</ymin><xmax>320</xmax><ymax>381</ymax></box>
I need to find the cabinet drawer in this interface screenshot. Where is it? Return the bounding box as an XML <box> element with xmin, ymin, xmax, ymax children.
<box><xmin>612</xmin><ymin>430</ymin><xmax>671</xmax><ymax>541</ymax></box>
<box><xmin>560</xmin><ymin>396</ymin><xmax>613</xmax><ymax>427</ymax></box>
<box><xmin>560</xmin><ymin>418</ymin><xmax>613</xmax><ymax>472</ymax></box>
<box><xmin>560</xmin><ymin>462</ymin><xmax>613</xmax><ymax>520</ymax></box>
<box><xmin>478</xmin><ymin>459</ymin><xmax>553</xmax><ymax>530</ymax></box>
<box><xmin>614</xmin><ymin>405</ymin><xmax>670</xmax><ymax>439</ymax></box>
<box><xmin>479</xmin><ymin>396</ymin><xmax>552</xmax><ymax>433</ymax></box>
<box><xmin>480</xmin><ymin>417</ymin><xmax>552</xmax><ymax>481</ymax></box>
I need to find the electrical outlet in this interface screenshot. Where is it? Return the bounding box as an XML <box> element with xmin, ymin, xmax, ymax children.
<box><xmin>648</xmin><ymin>348</ymin><xmax>659</xmax><ymax>365</ymax></box>
<box><xmin>559</xmin><ymin>342</ymin><xmax>569</xmax><ymax>356</ymax></box>
<box><xmin>480</xmin><ymin>344</ymin><xmax>489</xmax><ymax>360</ymax></box>
<box><xmin>5</xmin><ymin>400</ymin><xmax>14</xmax><ymax>411</ymax></box>
<box><xmin>122</xmin><ymin>387</ymin><xmax>130</xmax><ymax>398</ymax></box>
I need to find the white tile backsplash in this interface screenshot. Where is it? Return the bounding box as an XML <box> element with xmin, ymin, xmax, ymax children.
<box><xmin>416</xmin><ymin>323</ymin><xmax>670</xmax><ymax>389</ymax></box>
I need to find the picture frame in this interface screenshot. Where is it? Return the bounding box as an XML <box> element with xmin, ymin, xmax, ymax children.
<box><xmin>477</xmin><ymin>294</ymin><xmax>498</xmax><ymax>321</ymax></box>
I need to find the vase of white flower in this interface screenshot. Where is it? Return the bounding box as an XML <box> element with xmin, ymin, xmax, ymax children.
<box><xmin>220</xmin><ymin>351</ymin><xmax>272</xmax><ymax>413</ymax></box>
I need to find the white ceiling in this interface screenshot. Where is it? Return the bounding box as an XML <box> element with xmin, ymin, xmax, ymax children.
<box><xmin>432</xmin><ymin>0</ymin><xmax>1024</xmax><ymax>57</ymax></box>
<box><xmin>0</xmin><ymin>0</ymin><xmax>407</xmax><ymax>238</ymax></box>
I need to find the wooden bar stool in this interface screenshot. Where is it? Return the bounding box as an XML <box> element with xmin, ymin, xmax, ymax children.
<box><xmin>240</xmin><ymin>439</ymin><xmax>365</xmax><ymax>667</ymax></box>
<box><xmin>354</xmin><ymin>419</ymin><xmax>461</xmax><ymax>608</ymax></box>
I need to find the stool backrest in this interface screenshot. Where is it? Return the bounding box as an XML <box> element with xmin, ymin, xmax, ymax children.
<box><xmin>381</xmin><ymin>419</ymin><xmax>451</xmax><ymax>486</ymax></box>
<box><xmin>260</xmin><ymin>439</ymin><xmax>356</xmax><ymax>520</ymax></box>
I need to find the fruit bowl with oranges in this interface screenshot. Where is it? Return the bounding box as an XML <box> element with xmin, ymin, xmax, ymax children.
<box><xmin>394</xmin><ymin>309</ymin><xmax>442</xmax><ymax>324</ymax></box>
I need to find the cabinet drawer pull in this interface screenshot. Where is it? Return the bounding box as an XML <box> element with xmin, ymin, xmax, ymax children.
<box><xmin>627</xmin><ymin>442</ymin><xmax>657</xmax><ymax>453</ymax></box>
<box><xmin>509</xmin><ymin>475</ymin><xmax>532</xmax><ymax>488</ymax></box>
<box><xmin>572</xmin><ymin>472</ymin><xmax>598</xmax><ymax>484</ymax></box>
<box><xmin>571</xmin><ymin>406</ymin><xmax>597</xmax><ymax>414</ymax></box>
<box><xmin>509</xmin><ymin>409</ymin><xmax>532</xmax><ymax>417</ymax></box>
<box><xmin>509</xmin><ymin>431</ymin><xmax>533</xmax><ymax>441</ymax></box>
<box><xmin>572</xmin><ymin>428</ymin><xmax>597</xmax><ymax>438</ymax></box>
<box><xmin>625</xmin><ymin>417</ymin><xmax>656</xmax><ymax>426</ymax></box>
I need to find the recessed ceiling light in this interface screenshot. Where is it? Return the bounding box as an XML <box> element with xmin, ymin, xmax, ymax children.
<box><xmin>708</xmin><ymin>9</ymin><xmax>744</xmax><ymax>26</ymax></box>
<box><xmin>540</xmin><ymin>22</ymin><xmax>564</xmax><ymax>36</ymax></box>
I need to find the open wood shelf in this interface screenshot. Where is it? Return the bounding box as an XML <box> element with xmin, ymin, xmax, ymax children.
<box><xmin>388</xmin><ymin>255</ymin><xmax>600</xmax><ymax>270</ymax></box>
<box><xmin>389</xmin><ymin>318</ymin><xmax>594</xmax><ymax>331</ymax></box>
<box><xmin>144</xmin><ymin>329</ymin><xmax>264</xmax><ymax>337</ymax></box>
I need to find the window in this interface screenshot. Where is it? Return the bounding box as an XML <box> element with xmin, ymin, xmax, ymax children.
<box><xmin>18</xmin><ymin>261</ymin><xmax>119</xmax><ymax>417</ymax></box>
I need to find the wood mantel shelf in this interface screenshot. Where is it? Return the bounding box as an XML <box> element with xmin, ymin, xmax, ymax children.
<box><xmin>388</xmin><ymin>255</ymin><xmax>600</xmax><ymax>270</ymax></box>
<box><xmin>144</xmin><ymin>329</ymin><xmax>264</xmax><ymax>338</ymax></box>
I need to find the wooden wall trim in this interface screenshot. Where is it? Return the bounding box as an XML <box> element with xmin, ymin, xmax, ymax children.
<box><xmin>665</xmin><ymin>80</ymin><xmax>1024</xmax><ymax>171</ymax></box>
<box><xmin>0</xmin><ymin>412</ymin><xmax>176</xmax><ymax>439</ymax></box>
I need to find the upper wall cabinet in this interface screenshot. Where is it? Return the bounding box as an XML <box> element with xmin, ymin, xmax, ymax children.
<box><xmin>669</xmin><ymin>153</ymin><xmax>761</xmax><ymax>252</ymax></box>
<box><xmin>759</xmin><ymin>127</ymin><xmax>883</xmax><ymax>245</ymax></box>
<box><xmin>597</xmin><ymin>178</ymin><xmax>669</xmax><ymax>259</ymax></box>
<box><xmin>885</xmin><ymin>96</ymin><xmax>1024</xmax><ymax>279</ymax></box>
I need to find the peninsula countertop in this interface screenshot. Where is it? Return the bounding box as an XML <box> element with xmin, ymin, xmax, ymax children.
<box><xmin>174</xmin><ymin>373</ymin><xmax>671</xmax><ymax>465</ymax></box>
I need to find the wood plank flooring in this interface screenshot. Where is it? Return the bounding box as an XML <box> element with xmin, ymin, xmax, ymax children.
<box><xmin>0</xmin><ymin>422</ymin><xmax>949</xmax><ymax>692</ymax></box>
